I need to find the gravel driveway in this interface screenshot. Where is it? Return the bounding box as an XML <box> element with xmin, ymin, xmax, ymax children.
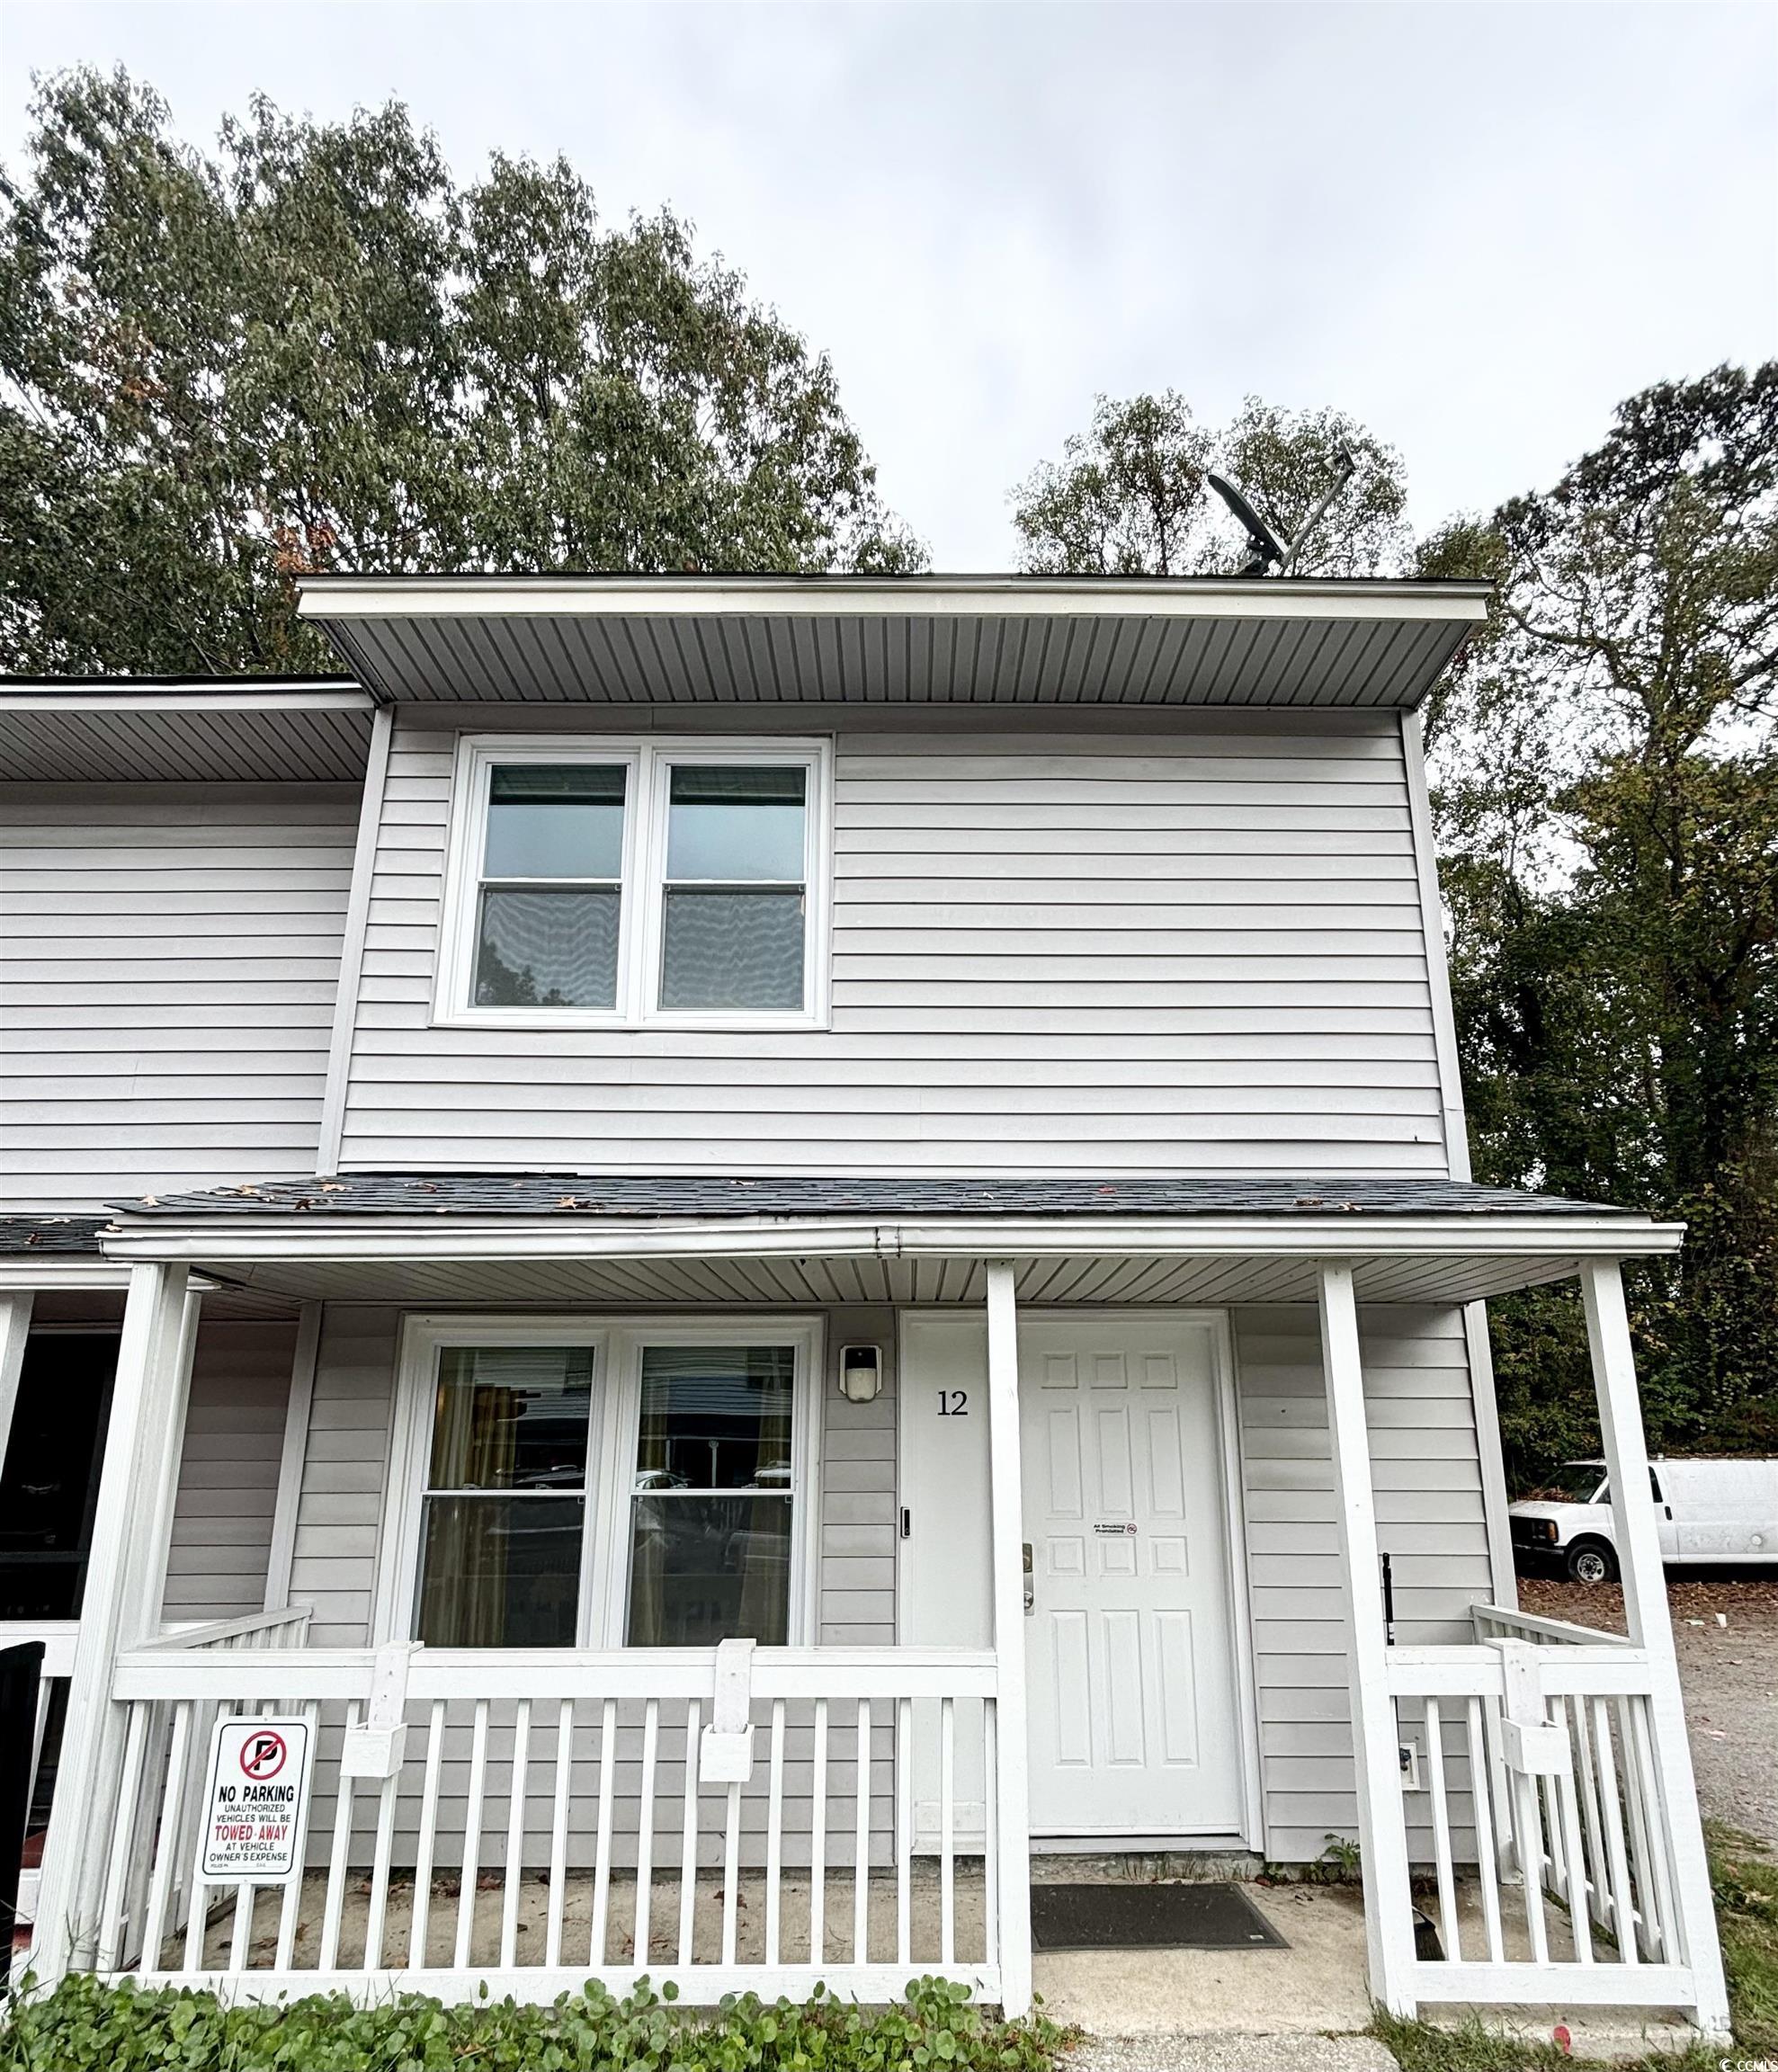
<box><xmin>1518</xmin><ymin>1572</ymin><xmax>1778</xmax><ymax>1849</ymax></box>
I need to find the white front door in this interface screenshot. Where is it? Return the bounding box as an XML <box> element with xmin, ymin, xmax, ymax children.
<box><xmin>1021</xmin><ymin>1317</ymin><xmax>1246</xmax><ymax>1839</ymax></box>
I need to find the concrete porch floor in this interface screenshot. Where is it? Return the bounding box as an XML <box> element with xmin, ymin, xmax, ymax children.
<box><xmin>180</xmin><ymin>1868</ymin><xmax>1698</xmax><ymax>2062</ymax></box>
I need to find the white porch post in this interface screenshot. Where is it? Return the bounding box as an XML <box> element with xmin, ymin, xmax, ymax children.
<box><xmin>984</xmin><ymin>1261</ymin><xmax>1033</xmax><ymax>2018</ymax></box>
<box><xmin>1580</xmin><ymin>1259</ymin><xmax>1730</xmax><ymax>2038</ymax></box>
<box><xmin>1317</xmin><ymin>1261</ymin><xmax>1416</xmax><ymax>2019</ymax></box>
<box><xmin>31</xmin><ymin>1261</ymin><xmax>193</xmax><ymax>1978</ymax></box>
<box><xmin>0</xmin><ymin>1291</ymin><xmax>33</xmax><ymax>1475</ymax></box>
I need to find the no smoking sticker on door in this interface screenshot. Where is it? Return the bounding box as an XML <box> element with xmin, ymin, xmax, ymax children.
<box><xmin>198</xmin><ymin>1715</ymin><xmax>313</xmax><ymax>1881</ymax></box>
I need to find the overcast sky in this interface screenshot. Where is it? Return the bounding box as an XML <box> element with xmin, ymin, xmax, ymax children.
<box><xmin>2</xmin><ymin>1</ymin><xmax>1773</xmax><ymax>568</ymax></box>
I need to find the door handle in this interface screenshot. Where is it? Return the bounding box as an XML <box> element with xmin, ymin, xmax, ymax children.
<box><xmin>1023</xmin><ymin>1541</ymin><xmax>1034</xmax><ymax>1615</ymax></box>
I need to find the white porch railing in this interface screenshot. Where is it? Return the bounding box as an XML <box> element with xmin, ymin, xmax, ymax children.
<box><xmin>1</xmin><ymin>1620</ymin><xmax>78</xmax><ymax>1929</ymax></box>
<box><xmin>5</xmin><ymin>1608</ymin><xmax>308</xmax><ymax>1942</ymax></box>
<box><xmin>85</xmin><ymin>1639</ymin><xmax>1005</xmax><ymax>2006</ymax></box>
<box><xmin>1385</xmin><ymin>1607</ymin><xmax>1704</xmax><ymax>2014</ymax></box>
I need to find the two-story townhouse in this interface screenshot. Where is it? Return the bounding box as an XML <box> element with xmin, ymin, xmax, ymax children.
<box><xmin>0</xmin><ymin>577</ymin><xmax>1728</xmax><ymax>2037</ymax></box>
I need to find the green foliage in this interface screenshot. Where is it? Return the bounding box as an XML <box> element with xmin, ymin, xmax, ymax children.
<box><xmin>1372</xmin><ymin>1827</ymin><xmax>1778</xmax><ymax>2067</ymax></box>
<box><xmin>1009</xmin><ymin>391</ymin><xmax>1407</xmax><ymax>576</ymax></box>
<box><xmin>0</xmin><ymin>1971</ymin><xmax>1069</xmax><ymax>2072</ymax></box>
<box><xmin>1317</xmin><ymin>1833</ymin><xmax>1363</xmax><ymax>1883</ymax></box>
<box><xmin>1425</xmin><ymin>364</ymin><xmax>1778</xmax><ymax>1487</ymax></box>
<box><xmin>0</xmin><ymin>68</ymin><xmax>924</xmax><ymax>675</ymax></box>
<box><xmin>1709</xmin><ymin>1824</ymin><xmax>1778</xmax><ymax>2056</ymax></box>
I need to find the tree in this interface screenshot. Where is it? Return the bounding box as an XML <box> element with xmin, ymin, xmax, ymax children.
<box><xmin>1010</xmin><ymin>391</ymin><xmax>1408</xmax><ymax>576</ymax></box>
<box><xmin>1425</xmin><ymin>365</ymin><xmax>1778</xmax><ymax>1477</ymax></box>
<box><xmin>0</xmin><ymin>70</ymin><xmax>924</xmax><ymax>676</ymax></box>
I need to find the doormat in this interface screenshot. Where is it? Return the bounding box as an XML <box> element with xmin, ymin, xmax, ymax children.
<box><xmin>1028</xmin><ymin>1881</ymin><xmax>1287</xmax><ymax>1951</ymax></box>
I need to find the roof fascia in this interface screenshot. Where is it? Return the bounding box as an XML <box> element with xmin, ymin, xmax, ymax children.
<box><xmin>0</xmin><ymin>1260</ymin><xmax>133</xmax><ymax>1289</ymax></box>
<box><xmin>96</xmin><ymin>1210</ymin><xmax>1684</xmax><ymax>1265</ymax></box>
<box><xmin>0</xmin><ymin>686</ymin><xmax>374</xmax><ymax>714</ymax></box>
<box><xmin>298</xmin><ymin>577</ymin><xmax>1491</xmax><ymax>628</ymax></box>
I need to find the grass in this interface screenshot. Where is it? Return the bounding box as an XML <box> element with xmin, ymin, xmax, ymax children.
<box><xmin>1370</xmin><ymin>1823</ymin><xmax>1778</xmax><ymax>2071</ymax></box>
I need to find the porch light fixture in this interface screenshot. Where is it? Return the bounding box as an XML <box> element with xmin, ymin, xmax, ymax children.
<box><xmin>837</xmin><ymin>1343</ymin><xmax>883</xmax><ymax>1404</ymax></box>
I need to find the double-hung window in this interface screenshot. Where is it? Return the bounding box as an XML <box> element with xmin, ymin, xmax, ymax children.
<box><xmin>442</xmin><ymin>738</ymin><xmax>828</xmax><ymax>1026</ymax></box>
<box><xmin>388</xmin><ymin>1319</ymin><xmax>817</xmax><ymax>1650</ymax></box>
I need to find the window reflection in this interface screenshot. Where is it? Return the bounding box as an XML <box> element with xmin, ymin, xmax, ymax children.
<box><xmin>627</xmin><ymin>1344</ymin><xmax>795</xmax><ymax>1647</ymax></box>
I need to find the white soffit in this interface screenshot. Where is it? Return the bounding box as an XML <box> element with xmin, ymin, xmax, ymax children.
<box><xmin>297</xmin><ymin>576</ymin><xmax>1490</xmax><ymax>710</ymax></box>
<box><xmin>127</xmin><ymin>1251</ymin><xmax>1594</xmax><ymax>1309</ymax></box>
<box><xmin>0</xmin><ymin>683</ymin><xmax>377</xmax><ymax>781</ymax></box>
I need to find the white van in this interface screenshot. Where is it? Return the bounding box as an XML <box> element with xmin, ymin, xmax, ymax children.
<box><xmin>1509</xmin><ymin>1458</ymin><xmax>1778</xmax><ymax>1583</ymax></box>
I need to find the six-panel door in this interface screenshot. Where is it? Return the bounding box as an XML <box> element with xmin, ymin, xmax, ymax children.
<box><xmin>1020</xmin><ymin>1318</ymin><xmax>1246</xmax><ymax>1838</ymax></box>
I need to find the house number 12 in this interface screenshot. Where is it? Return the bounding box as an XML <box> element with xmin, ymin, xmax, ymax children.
<box><xmin>937</xmin><ymin>1390</ymin><xmax>969</xmax><ymax>1416</ymax></box>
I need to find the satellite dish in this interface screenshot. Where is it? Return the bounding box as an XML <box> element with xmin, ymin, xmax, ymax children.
<box><xmin>1207</xmin><ymin>473</ymin><xmax>1286</xmax><ymax>576</ymax></box>
<box><xmin>1209</xmin><ymin>447</ymin><xmax>1359</xmax><ymax>577</ymax></box>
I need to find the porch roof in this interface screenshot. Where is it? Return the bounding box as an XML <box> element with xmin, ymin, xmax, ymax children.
<box><xmin>95</xmin><ymin>1172</ymin><xmax>1681</xmax><ymax>1309</ymax></box>
<box><xmin>0</xmin><ymin>1213</ymin><xmax>109</xmax><ymax>1255</ymax></box>
<box><xmin>0</xmin><ymin>678</ymin><xmax>374</xmax><ymax>781</ymax></box>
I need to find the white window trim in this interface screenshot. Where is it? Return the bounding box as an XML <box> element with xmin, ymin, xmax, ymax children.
<box><xmin>376</xmin><ymin>1313</ymin><xmax>824</xmax><ymax>1651</ymax></box>
<box><xmin>434</xmin><ymin>734</ymin><xmax>834</xmax><ymax>1032</ymax></box>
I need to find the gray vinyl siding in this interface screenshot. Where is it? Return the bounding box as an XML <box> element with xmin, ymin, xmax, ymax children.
<box><xmin>287</xmin><ymin>1302</ymin><xmax>901</xmax><ymax>1871</ymax></box>
<box><xmin>162</xmin><ymin>1320</ymin><xmax>298</xmax><ymax>1622</ymax></box>
<box><xmin>287</xmin><ymin>1304</ymin><xmax>899</xmax><ymax>1656</ymax></box>
<box><xmin>286</xmin><ymin>1298</ymin><xmax>1487</xmax><ymax>1869</ymax></box>
<box><xmin>0</xmin><ymin>781</ymin><xmax>358</xmax><ymax>1210</ymax></box>
<box><xmin>1232</xmin><ymin>1302</ymin><xmax>1491</xmax><ymax>1863</ymax></box>
<box><xmin>286</xmin><ymin>1306</ymin><xmax>401</xmax><ymax>1648</ymax></box>
<box><xmin>338</xmin><ymin>706</ymin><xmax>1445</xmax><ymax>1176</ymax></box>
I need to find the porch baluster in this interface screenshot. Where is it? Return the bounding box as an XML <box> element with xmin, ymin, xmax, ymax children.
<box><xmin>809</xmin><ymin>1697</ymin><xmax>826</xmax><ymax>1966</ymax></box>
<box><xmin>545</xmin><ymin>1699</ymin><xmax>573</xmax><ymax>1968</ymax></box>
<box><xmin>407</xmin><ymin>1699</ymin><xmax>446</xmax><ymax>1969</ymax></box>
<box><xmin>497</xmin><ymin>1699</ymin><xmax>531</xmax><ymax>1969</ymax></box>
<box><xmin>590</xmin><ymin>1696</ymin><xmax>616</xmax><ymax>1966</ymax></box>
<box><xmin>320</xmin><ymin>1700</ymin><xmax>363</xmax><ymax>1972</ymax></box>
<box><xmin>635</xmin><ymin>1698</ymin><xmax>660</xmax><ymax>1966</ymax></box>
<box><xmin>677</xmin><ymin>1698</ymin><xmax>701</xmax><ymax>1965</ymax></box>
<box><xmin>763</xmin><ymin>1699</ymin><xmax>783</xmax><ymax>1965</ymax></box>
<box><xmin>894</xmin><ymin>1694</ymin><xmax>911</xmax><ymax>1967</ymax></box>
<box><xmin>852</xmin><ymin>1698</ymin><xmax>870</xmax><ymax>1961</ymax></box>
<box><xmin>453</xmin><ymin>1700</ymin><xmax>488</xmax><ymax>1971</ymax></box>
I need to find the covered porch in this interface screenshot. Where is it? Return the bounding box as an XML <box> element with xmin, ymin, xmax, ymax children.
<box><xmin>22</xmin><ymin>1178</ymin><xmax>1729</xmax><ymax>2038</ymax></box>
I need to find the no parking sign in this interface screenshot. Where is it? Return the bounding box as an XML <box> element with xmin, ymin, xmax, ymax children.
<box><xmin>198</xmin><ymin>1715</ymin><xmax>313</xmax><ymax>1880</ymax></box>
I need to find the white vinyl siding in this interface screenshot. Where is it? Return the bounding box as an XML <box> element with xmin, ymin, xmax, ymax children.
<box><xmin>162</xmin><ymin>1320</ymin><xmax>299</xmax><ymax>1622</ymax></box>
<box><xmin>337</xmin><ymin>708</ymin><xmax>1443</xmax><ymax>1175</ymax></box>
<box><xmin>0</xmin><ymin>782</ymin><xmax>359</xmax><ymax>1208</ymax></box>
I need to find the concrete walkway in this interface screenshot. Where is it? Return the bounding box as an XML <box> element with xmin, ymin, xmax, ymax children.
<box><xmin>1035</xmin><ymin>1884</ymin><xmax>1375</xmax><ymax>2036</ymax></box>
<box><xmin>1065</xmin><ymin>2039</ymin><xmax>1398</xmax><ymax>2072</ymax></box>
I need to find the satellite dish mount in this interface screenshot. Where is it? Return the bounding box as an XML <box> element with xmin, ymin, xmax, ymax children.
<box><xmin>1208</xmin><ymin>447</ymin><xmax>1358</xmax><ymax>576</ymax></box>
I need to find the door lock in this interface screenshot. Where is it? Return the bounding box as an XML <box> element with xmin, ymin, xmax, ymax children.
<box><xmin>1022</xmin><ymin>1541</ymin><xmax>1034</xmax><ymax>1615</ymax></box>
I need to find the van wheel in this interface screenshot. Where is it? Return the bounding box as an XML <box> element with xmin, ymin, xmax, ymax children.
<box><xmin>1566</xmin><ymin>1539</ymin><xmax>1618</xmax><ymax>1585</ymax></box>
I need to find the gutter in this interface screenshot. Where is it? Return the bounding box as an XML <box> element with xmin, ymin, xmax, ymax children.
<box><xmin>94</xmin><ymin>1210</ymin><xmax>1686</xmax><ymax>1266</ymax></box>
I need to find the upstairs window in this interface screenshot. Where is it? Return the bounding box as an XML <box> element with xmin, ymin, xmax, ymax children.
<box><xmin>660</xmin><ymin>765</ymin><xmax>808</xmax><ymax>1013</ymax></box>
<box><xmin>442</xmin><ymin>739</ymin><xmax>828</xmax><ymax>1027</ymax></box>
<box><xmin>475</xmin><ymin>765</ymin><xmax>629</xmax><ymax>1009</ymax></box>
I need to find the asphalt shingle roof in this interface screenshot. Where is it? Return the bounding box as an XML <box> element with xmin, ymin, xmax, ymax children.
<box><xmin>105</xmin><ymin>1174</ymin><xmax>1638</xmax><ymax>1222</ymax></box>
<box><xmin>0</xmin><ymin>1213</ymin><xmax>110</xmax><ymax>1255</ymax></box>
